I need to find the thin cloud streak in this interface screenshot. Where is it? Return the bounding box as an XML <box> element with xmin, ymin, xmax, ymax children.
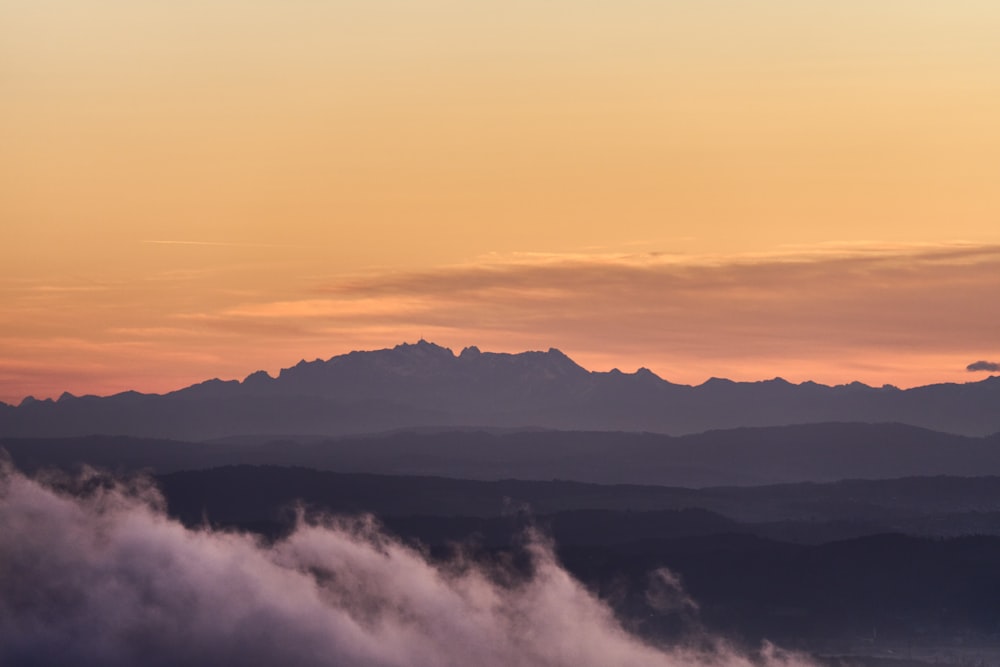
<box><xmin>141</xmin><ymin>240</ymin><xmax>310</xmax><ymax>249</ymax></box>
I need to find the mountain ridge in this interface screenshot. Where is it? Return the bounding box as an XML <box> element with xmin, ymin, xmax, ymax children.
<box><xmin>2</xmin><ymin>341</ymin><xmax>999</xmax><ymax>439</ymax></box>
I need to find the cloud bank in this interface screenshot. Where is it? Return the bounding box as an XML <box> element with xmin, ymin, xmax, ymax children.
<box><xmin>0</xmin><ymin>466</ymin><xmax>812</xmax><ymax>667</ymax></box>
<box><xmin>6</xmin><ymin>242</ymin><xmax>998</xmax><ymax>401</ymax></box>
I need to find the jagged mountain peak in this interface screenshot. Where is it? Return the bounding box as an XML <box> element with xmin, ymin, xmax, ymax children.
<box><xmin>459</xmin><ymin>345</ymin><xmax>481</xmax><ymax>358</ymax></box>
<box><xmin>242</xmin><ymin>369</ymin><xmax>274</xmax><ymax>385</ymax></box>
<box><xmin>253</xmin><ymin>342</ymin><xmax>599</xmax><ymax>403</ymax></box>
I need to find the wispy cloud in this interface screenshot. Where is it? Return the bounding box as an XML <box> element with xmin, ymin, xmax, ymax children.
<box><xmin>24</xmin><ymin>285</ymin><xmax>111</xmax><ymax>293</ymax></box>
<box><xmin>141</xmin><ymin>240</ymin><xmax>309</xmax><ymax>249</ymax></box>
<box><xmin>222</xmin><ymin>297</ymin><xmax>432</xmax><ymax>319</ymax></box>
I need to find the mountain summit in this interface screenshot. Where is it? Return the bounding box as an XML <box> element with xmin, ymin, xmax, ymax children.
<box><xmin>2</xmin><ymin>342</ymin><xmax>999</xmax><ymax>440</ymax></box>
<box><xmin>258</xmin><ymin>340</ymin><xmax>592</xmax><ymax>402</ymax></box>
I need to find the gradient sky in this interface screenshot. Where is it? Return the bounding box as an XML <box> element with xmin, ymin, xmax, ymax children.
<box><xmin>2</xmin><ymin>1</ymin><xmax>1000</xmax><ymax>402</ymax></box>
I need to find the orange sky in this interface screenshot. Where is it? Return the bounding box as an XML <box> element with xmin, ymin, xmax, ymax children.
<box><xmin>2</xmin><ymin>1</ymin><xmax>1000</xmax><ymax>402</ymax></box>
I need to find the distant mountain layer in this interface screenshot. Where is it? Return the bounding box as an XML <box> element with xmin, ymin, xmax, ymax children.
<box><xmin>148</xmin><ymin>465</ymin><xmax>1000</xmax><ymax>537</ymax></box>
<box><xmin>2</xmin><ymin>341</ymin><xmax>999</xmax><ymax>439</ymax></box>
<box><xmin>6</xmin><ymin>423</ymin><xmax>1000</xmax><ymax>486</ymax></box>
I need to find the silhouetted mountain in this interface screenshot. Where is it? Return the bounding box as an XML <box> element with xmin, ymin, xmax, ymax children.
<box><xmin>2</xmin><ymin>341</ymin><xmax>999</xmax><ymax>439</ymax></box>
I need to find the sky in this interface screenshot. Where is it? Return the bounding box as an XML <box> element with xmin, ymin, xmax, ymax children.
<box><xmin>2</xmin><ymin>0</ymin><xmax>1000</xmax><ymax>402</ymax></box>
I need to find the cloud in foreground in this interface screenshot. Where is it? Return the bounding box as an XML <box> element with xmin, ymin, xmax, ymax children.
<box><xmin>967</xmin><ymin>360</ymin><xmax>1000</xmax><ymax>372</ymax></box>
<box><xmin>0</xmin><ymin>466</ymin><xmax>812</xmax><ymax>667</ymax></box>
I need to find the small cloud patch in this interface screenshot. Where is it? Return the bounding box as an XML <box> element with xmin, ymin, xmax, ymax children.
<box><xmin>967</xmin><ymin>360</ymin><xmax>1000</xmax><ymax>372</ymax></box>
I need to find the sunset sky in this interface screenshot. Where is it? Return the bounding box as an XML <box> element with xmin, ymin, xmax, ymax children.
<box><xmin>2</xmin><ymin>0</ymin><xmax>999</xmax><ymax>403</ymax></box>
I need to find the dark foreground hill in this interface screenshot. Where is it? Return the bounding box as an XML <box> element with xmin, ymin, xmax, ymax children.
<box><xmin>2</xmin><ymin>341</ymin><xmax>999</xmax><ymax>439</ymax></box>
<box><xmin>561</xmin><ymin>533</ymin><xmax>1000</xmax><ymax>650</ymax></box>
<box><xmin>5</xmin><ymin>422</ymin><xmax>1000</xmax><ymax>486</ymax></box>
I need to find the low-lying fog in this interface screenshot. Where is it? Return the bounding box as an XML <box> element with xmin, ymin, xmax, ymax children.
<box><xmin>0</xmin><ymin>465</ymin><xmax>813</xmax><ymax>667</ymax></box>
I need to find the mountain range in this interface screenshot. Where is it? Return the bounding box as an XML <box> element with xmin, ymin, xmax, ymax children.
<box><xmin>2</xmin><ymin>340</ymin><xmax>998</xmax><ymax>440</ymax></box>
